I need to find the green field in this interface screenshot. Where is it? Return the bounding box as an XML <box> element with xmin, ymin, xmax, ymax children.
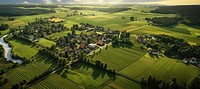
<box><xmin>119</xmin><ymin>54</ymin><xmax>200</xmax><ymax>85</ymax></box>
<box><xmin>93</xmin><ymin>46</ymin><xmax>146</xmax><ymax>71</ymax></box>
<box><xmin>31</xmin><ymin>74</ymin><xmax>80</xmax><ymax>89</ymax></box>
<box><xmin>64</xmin><ymin>62</ymin><xmax>113</xmax><ymax>88</ymax></box>
<box><xmin>37</xmin><ymin>38</ymin><xmax>56</xmax><ymax>48</ymax></box>
<box><xmin>103</xmin><ymin>76</ymin><xmax>141</xmax><ymax>89</ymax></box>
<box><xmin>9</xmin><ymin>39</ymin><xmax>38</xmax><ymax>59</ymax></box>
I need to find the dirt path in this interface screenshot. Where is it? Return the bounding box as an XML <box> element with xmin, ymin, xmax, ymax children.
<box><xmin>127</xmin><ymin>26</ymin><xmax>146</xmax><ymax>32</ymax></box>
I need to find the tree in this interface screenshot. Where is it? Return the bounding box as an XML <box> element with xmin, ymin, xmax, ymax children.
<box><xmin>130</xmin><ymin>16</ymin><xmax>135</xmax><ymax>21</ymax></box>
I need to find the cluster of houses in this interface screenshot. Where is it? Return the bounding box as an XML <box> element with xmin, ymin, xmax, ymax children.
<box><xmin>183</xmin><ymin>57</ymin><xmax>200</xmax><ymax>67</ymax></box>
<box><xmin>17</xmin><ymin>18</ymin><xmax>67</xmax><ymax>42</ymax></box>
<box><xmin>55</xmin><ymin>24</ymin><xmax>120</xmax><ymax>57</ymax></box>
<box><xmin>136</xmin><ymin>35</ymin><xmax>159</xmax><ymax>55</ymax></box>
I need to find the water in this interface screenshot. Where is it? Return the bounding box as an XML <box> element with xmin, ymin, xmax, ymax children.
<box><xmin>0</xmin><ymin>35</ymin><xmax>23</xmax><ymax>64</ymax></box>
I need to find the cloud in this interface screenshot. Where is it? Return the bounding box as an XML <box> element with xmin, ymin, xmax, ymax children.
<box><xmin>57</xmin><ymin>0</ymin><xmax>62</xmax><ymax>2</ymax></box>
<box><xmin>43</xmin><ymin>0</ymin><xmax>52</xmax><ymax>4</ymax></box>
<box><xmin>24</xmin><ymin>1</ymin><xmax>29</xmax><ymax>4</ymax></box>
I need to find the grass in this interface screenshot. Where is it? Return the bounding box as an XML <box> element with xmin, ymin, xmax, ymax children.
<box><xmin>31</xmin><ymin>74</ymin><xmax>80</xmax><ymax>89</ymax></box>
<box><xmin>9</xmin><ymin>39</ymin><xmax>38</xmax><ymax>59</ymax></box>
<box><xmin>46</xmin><ymin>31</ymin><xmax>71</xmax><ymax>40</ymax></box>
<box><xmin>37</xmin><ymin>38</ymin><xmax>56</xmax><ymax>48</ymax></box>
<box><xmin>103</xmin><ymin>76</ymin><xmax>141</xmax><ymax>89</ymax></box>
<box><xmin>93</xmin><ymin>46</ymin><xmax>146</xmax><ymax>71</ymax></box>
<box><xmin>63</xmin><ymin>62</ymin><xmax>113</xmax><ymax>88</ymax></box>
<box><xmin>119</xmin><ymin>54</ymin><xmax>200</xmax><ymax>85</ymax></box>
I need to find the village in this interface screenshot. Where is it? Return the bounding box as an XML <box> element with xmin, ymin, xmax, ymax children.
<box><xmin>11</xmin><ymin>17</ymin><xmax>128</xmax><ymax>62</ymax></box>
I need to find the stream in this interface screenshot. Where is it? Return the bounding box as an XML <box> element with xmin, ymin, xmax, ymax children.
<box><xmin>0</xmin><ymin>35</ymin><xmax>23</xmax><ymax>64</ymax></box>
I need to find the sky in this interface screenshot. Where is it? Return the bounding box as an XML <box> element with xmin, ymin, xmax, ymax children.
<box><xmin>0</xmin><ymin>0</ymin><xmax>199</xmax><ymax>5</ymax></box>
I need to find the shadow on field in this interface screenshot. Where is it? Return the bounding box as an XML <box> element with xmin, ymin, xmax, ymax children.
<box><xmin>112</xmin><ymin>44</ymin><xmax>133</xmax><ymax>49</ymax></box>
<box><xmin>71</xmin><ymin>61</ymin><xmax>116</xmax><ymax>81</ymax></box>
<box><xmin>149</xmin><ymin>54</ymin><xmax>159</xmax><ymax>59</ymax></box>
<box><xmin>34</xmin><ymin>53</ymin><xmax>56</xmax><ymax>66</ymax></box>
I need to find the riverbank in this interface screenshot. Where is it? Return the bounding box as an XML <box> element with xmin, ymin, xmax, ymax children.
<box><xmin>0</xmin><ymin>35</ymin><xmax>23</xmax><ymax>64</ymax></box>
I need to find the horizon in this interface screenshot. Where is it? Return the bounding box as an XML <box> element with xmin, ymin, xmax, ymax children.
<box><xmin>0</xmin><ymin>0</ymin><xmax>200</xmax><ymax>5</ymax></box>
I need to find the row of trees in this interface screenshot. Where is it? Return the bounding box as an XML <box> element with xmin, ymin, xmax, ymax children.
<box><xmin>70</xmin><ymin>7</ymin><xmax>131</xmax><ymax>13</ymax></box>
<box><xmin>39</xmin><ymin>49</ymin><xmax>67</xmax><ymax>66</ymax></box>
<box><xmin>141</xmin><ymin>75</ymin><xmax>200</xmax><ymax>89</ymax></box>
<box><xmin>141</xmin><ymin>76</ymin><xmax>186</xmax><ymax>89</ymax></box>
<box><xmin>146</xmin><ymin>17</ymin><xmax>179</xmax><ymax>26</ymax></box>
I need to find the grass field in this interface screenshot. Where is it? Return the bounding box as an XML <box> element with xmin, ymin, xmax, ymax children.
<box><xmin>37</xmin><ymin>38</ymin><xmax>56</xmax><ymax>48</ymax></box>
<box><xmin>119</xmin><ymin>54</ymin><xmax>200</xmax><ymax>85</ymax></box>
<box><xmin>9</xmin><ymin>39</ymin><xmax>39</xmax><ymax>59</ymax></box>
<box><xmin>63</xmin><ymin>62</ymin><xmax>113</xmax><ymax>88</ymax></box>
<box><xmin>93</xmin><ymin>46</ymin><xmax>146</xmax><ymax>71</ymax></box>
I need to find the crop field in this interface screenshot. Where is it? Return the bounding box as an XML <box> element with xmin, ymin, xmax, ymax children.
<box><xmin>103</xmin><ymin>76</ymin><xmax>141</xmax><ymax>89</ymax></box>
<box><xmin>119</xmin><ymin>54</ymin><xmax>200</xmax><ymax>85</ymax></box>
<box><xmin>93</xmin><ymin>46</ymin><xmax>146</xmax><ymax>71</ymax></box>
<box><xmin>31</xmin><ymin>74</ymin><xmax>80</xmax><ymax>89</ymax></box>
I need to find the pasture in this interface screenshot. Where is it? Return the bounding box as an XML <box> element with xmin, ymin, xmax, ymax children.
<box><xmin>63</xmin><ymin>62</ymin><xmax>113</xmax><ymax>88</ymax></box>
<box><xmin>9</xmin><ymin>39</ymin><xmax>38</xmax><ymax>59</ymax></box>
<box><xmin>37</xmin><ymin>38</ymin><xmax>56</xmax><ymax>48</ymax></box>
<box><xmin>93</xmin><ymin>46</ymin><xmax>146</xmax><ymax>71</ymax></box>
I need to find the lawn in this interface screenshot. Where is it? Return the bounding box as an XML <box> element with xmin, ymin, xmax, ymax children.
<box><xmin>93</xmin><ymin>46</ymin><xmax>146</xmax><ymax>71</ymax></box>
<box><xmin>119</xmin><ymin>54</ymin><xmax>200</xmax><ymax>85</ymax></box>
<box><xmin>9</xmin><ymin>39</ymin><xmax>38</xmax><ymax>59</ymax></box>
<box><xmin>37</xmin><ymin>38</ymin><xmax>56</xmax><ymax>48</ymax></box>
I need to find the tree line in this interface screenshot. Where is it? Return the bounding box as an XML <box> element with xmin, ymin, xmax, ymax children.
<box><xmin>151</xmin><ymin>5</ymin><xmax>200</xmax><ymax>26</ymax></box>
<box><xmin>0</xmin><ymin>7</ymin><xmax>55</xmax><ymax>16</ymax></box>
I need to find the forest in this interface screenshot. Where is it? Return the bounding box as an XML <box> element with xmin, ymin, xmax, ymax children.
<box><xmin>151</xmin><ymin>5</ymin><xmax>200</xmax><ymax>25</ymax></box>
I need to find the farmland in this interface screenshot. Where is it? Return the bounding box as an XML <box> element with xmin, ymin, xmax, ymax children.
<box><xmin>0</xmin><ymin>4</ymin><xmax>200</xmax><ymax>89</ymax></box>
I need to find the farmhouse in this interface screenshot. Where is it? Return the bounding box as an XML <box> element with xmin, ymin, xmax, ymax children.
<box><xmin>97</xmin><ymin>41</ymin><xmax>104</xmax><ymax>46</ymax></box>
<box><xmin>88</xmin><ymin>44</ymin><xmax>96</xmax><ymax>49</ymax></box>
<box><xmin>147</xmin><ymin>48</ymin><xmax>159</xmax><ymax>55</ymax></box>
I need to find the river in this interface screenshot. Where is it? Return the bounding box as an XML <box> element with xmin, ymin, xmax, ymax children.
<box><xmin>0</xmin><ymin>35</ymin><xmax>23</xmax><ymax>64</ymax></box>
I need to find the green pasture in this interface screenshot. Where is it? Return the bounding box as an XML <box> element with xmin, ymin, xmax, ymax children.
<box><xmin>93</xmin><ymin>46</ymin><xmax>146</xmax><ymax>71</ymax></box>
<box><xmin>9</xmin><ymin>39</ymin><xmax>38</xmax><ymax>59</ymax></box>
<box><xmin>37</xmin><ymin>38</ymin><xmax>56</xmax><ymax>48</ymax></box>
<box><xmin>64</xmin><ymin>62</ymin><xmax>113</xmax><ymax>88</ymax></box>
